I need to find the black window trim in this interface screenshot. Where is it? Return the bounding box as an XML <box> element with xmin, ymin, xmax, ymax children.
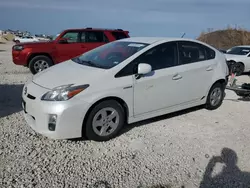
<box><xmin>114</xmin><ymin>40</ymin><xmax>216</xmax><ymax>78</ymax></box>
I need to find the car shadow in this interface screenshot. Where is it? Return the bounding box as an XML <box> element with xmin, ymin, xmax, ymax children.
<box><xmin>0</xmin><ymin>84</ymin><xmax>24</xmax><ymax>118</ymax></box>
<box><xmin>119</xmin><ymin>105</ymin><xmax>204</xmax><ymax>137</ymax></box>
<box><xmin>69</xmin><ymin>105</ymin><xmax>205</xmax><ymax>142</ymax></box>
<box><xmin>90</xmin><ymin>180</ymin><xmax>172</xmax><ymax>188</ymax></box>
<box><xmin>199</xmin><ymin>147</ymin><xmax>250</xmax><ymax>188</ymax></box>
<box><xmin>241</xmin><ymin>72</ymin><xmax>250</xmax><ymax>76</ymax></box>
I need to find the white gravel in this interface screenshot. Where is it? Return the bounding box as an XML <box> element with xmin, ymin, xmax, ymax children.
<box><xmin>1</xmin><ymin>42</ymin><xmax>250</xmax><ymax>188</ymax></box>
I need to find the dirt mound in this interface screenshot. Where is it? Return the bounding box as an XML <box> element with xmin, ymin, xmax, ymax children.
<box><xmin>3</xmin><ymin>33</ymin><xmax>15</xmax><ymax>41</ymax></box>
<box><xmin>197</xmin><ymin>27</ymin><xmax>250</xmax><ymax>50</ymax></box>
<box><xmin>0</xmin><ymin>37</ymin><xmax>7</xmax><ymax>44</ymax></box>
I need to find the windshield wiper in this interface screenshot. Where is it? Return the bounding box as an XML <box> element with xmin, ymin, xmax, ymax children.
<box><xmin>79</xmin><ymin>60</ymin><xmax>105</xmax><ymax>68</ymax></box>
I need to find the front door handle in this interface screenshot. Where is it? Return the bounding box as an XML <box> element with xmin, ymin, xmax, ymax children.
<box><xmin>206</xmin><ymin>66</ymin><xmax>213</xmax><ymax>71</ymax></box>
<box><xmin>172</xmin><ymin>73</ymin><xmax>182</xmax><ymax>80</ymax></box>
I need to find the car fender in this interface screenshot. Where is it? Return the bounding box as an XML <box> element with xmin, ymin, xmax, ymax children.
<box><xmin>25</xmin><ymin>45</ymin><xmax>57</xmax><ymax>64</ymax></box>
<box><xmin>78</xmin><ymin>87</ymin><xmax>134</xmax><ymax>118</ymax></box>
<box><xmin>205</xmin><ymin>75</ymin><xmax>227</xmax><ymax>100</ymax></box>
<box><xmin>226</xmin><ymin>56</ymin><xmax>249</xmax><ymax>70</ymax></box>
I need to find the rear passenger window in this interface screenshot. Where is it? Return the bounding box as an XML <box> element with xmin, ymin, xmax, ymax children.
<box><xmin>85</xmin><ymin>31</ymin><xmax>108</xmax><ymax>43</ymax></box>
<box><xmin>111</xmin><ymin>32</ymin><xmax>128</xmax><ymax>40</ymax></box>
<box><xmin>178</xmin><ymin>41</ymin><xmax>206</xmax><ymax>65</ymax></box>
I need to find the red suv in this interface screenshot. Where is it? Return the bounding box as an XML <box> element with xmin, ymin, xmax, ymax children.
<box><xmin>12</xmin><ymin>28</ymin><xmax>130</xmax><ymax>74</ymax></box>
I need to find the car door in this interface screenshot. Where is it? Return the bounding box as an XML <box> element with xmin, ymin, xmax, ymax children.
<box><xmin>132</xmin><ymin>41</ymin><xmax>185</xmax><ymax>116</ymax></box>
<box><xmin>55</xmin><ymin>30</ymin><xmax>83</xmax><ymax>63</ymax></box>
<box><xmin>175</xmin><ymin>41</ymin><xmax>217</xmax><ymax>103</ymax></box>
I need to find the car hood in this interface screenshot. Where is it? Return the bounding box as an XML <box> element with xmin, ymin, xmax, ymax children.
<box><xmin>32</xmin><ymin>60</ymin><xmax>107</xmax><ymax>89</ymax></box>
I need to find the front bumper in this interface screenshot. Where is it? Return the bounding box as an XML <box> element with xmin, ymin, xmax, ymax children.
<box><xmin>12</xmin><ymin>50</ymin><xmax>28</xmax><ymax>66</ymax></box>
<box><xmin>22</xmin><ymin>82</ymin><xmax>90</xmax><ymax>139</ymax></box>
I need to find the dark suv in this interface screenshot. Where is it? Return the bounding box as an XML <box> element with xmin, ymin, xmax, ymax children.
<box><xmin>12</xmin><ymin>28</ymin><xmax>130</xmax><ymax>74</ymax></box>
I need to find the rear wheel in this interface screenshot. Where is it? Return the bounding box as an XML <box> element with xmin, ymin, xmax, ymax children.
<box><xmin>84</xmin><ymin>100</ymin><xmax>125</xmax><ymax>141</ymax></box>
<box><xmin>29</xmin><ymin>55</ymin><xmax>53</xmax><ymax>74</ymax></box>
<box><xmin>205</xmin><ymin>83</ymin><xmax>224</xmax><ymax>110</ymax></box>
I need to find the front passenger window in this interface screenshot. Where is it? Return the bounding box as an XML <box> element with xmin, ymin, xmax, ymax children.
<box><xmin>61</xmin><ymin>31</ymin><xmax>79</xmax><ymax>43</ymax></box>
<box><xmin>114</xmin><ymin>42</ymin><xmax>178</xmax><ymax>78</ymax></box>
<box><xmin>136</xmin><ymin>42</ymin><xmax>178</xmax><ymax>71</ymax></box>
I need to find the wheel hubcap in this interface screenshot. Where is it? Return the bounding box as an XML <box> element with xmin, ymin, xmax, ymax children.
<box><xmin>34</xmin><ymin>60</ymin><xmax>49</xmax><ymax>72</ymax></box>
<box><xmin>92</xmin><ymin>107</ymin><xmax>120</xmax><ymax>137</ymax></box>
<box><xmin>210</xmin><ymin>87</ymin><xmax>222</xmax><ymax>106</ymax></box>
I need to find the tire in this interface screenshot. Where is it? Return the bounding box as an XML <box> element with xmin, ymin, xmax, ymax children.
<box><xmin>84</xmin><ymin>100</ymin><xmax>125</xmax><ymax>141</ymax></box>
<box><xmin>205</xmin><ymin>83</ymin><xmax>224</xmax><ymax>110</ymax></box>
<box><xmin>29</xmin><ymin>55</ymin><xmax>53</xmax><ymax>75</ymax></box>
<box><xmin>232</xmin><ymin>62</ymin><xmax>244</xmax><ymax>76</ymax></box>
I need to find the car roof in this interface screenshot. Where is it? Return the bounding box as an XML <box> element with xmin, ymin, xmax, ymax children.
<box><xmin>233</xmin><ymin>45</ymin><xmax>250</xmax><ymax>48</ymax></box>
<box><xmin>119</xmin><ymin>37</ymin><xmax>205</xmax><ymax>45</ymax></box>
<box><xmin>63</xmin><ymin>28</ymin><xmax>128</xmax><ymax>32</ymax></box>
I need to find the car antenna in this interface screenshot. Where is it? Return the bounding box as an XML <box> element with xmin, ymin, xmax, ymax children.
<box><xmin>181</xmin><ymin>32</ymin><xmax>186</xmax><ymax>38</ymax></box>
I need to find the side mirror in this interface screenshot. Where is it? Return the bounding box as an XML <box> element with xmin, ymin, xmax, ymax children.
<box><xmin>137</xmin><ymin>63</ymin><xmax>152</xmax><ymax>75</ymax></box>
<box><xmin>58</xmin><ymin>38</ymin><xmax>68</xmax><ymax>44</ymax></box>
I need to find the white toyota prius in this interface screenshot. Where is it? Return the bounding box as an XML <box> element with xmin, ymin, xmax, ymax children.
<box><xmin>22</xmin><ymin>37</ymin><xmax>229</xmax><ymax>141</ymax></box>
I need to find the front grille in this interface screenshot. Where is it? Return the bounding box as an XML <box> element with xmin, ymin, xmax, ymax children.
<box><xmin>27</xmin><ymin>94</ymin><xmax>36</xmax><ymax>100</ymax></box>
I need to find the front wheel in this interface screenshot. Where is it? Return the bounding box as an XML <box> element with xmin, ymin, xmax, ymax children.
<box><xmin>205</xmin><ymin>83</ymin><xmax>224</xmax><ymax>110</ymax></box>
<box><xmin>29</xmin><ymin>55</ymin><xmax>53</xmax><ymax>75</ymax></box>
<box><xmin>232</xmin><ymin>62</ymin><xmax>244</xmax><ymax>76</ymax></box>
<box><xmin>84</xmin><ymin>100</ymin><xmax>125</xmax><ymax>141</ymax></box>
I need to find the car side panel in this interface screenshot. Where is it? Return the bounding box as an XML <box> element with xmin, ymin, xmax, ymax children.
<box><xmin>74</xmin><ymin>75</ymin><xmax>134</xmax><ymax>119</ymax></box>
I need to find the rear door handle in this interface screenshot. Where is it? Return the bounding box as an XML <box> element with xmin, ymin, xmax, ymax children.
<box><xmin>206</xmin><ymin>66</ymin><xmax>213</xmax><ymax>71</ymax></box>
<box><xmin>172</xmin><ymin>73</ymin><xmax>182</xmax><ymax>80</ymax></box>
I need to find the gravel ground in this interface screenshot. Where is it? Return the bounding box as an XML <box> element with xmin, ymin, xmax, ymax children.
<box><xmin>1</xmin><ymin>42</ymin><xmax>250</xmax><ymax>188</ymax></box>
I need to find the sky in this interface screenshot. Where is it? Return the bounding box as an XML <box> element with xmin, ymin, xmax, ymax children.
<box><xmin>0</xmin><ymin>0</ymin><xmax>250</xmax><ymax>38</ymax></box>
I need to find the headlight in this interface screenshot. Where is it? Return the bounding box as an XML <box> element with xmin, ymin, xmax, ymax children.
<box><xmin>13</xmin><ymin>45</ymin><xmax>24</xmax><ymax>51</ymax></box>
<box><xmin>41</xmin><ymin>84</ymin><xmax>89</xmax><ymax>101</ymax></box>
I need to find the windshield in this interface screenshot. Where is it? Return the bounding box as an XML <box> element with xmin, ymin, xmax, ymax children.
<box><xmin>226</xmin><ymin>47</ymin><xmax>250</xmax><ymax>55</ymax></box>
<box><xmin>72</xmin><ymin>41</ymin><xmax>149</xmax><ymax>69</ymax></box>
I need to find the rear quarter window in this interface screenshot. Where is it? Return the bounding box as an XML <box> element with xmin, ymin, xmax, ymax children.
<box><xmin>111</xmin><ymin>32</ymin><xmax>128</xmax><ymax>40</ymax></box>
<box><xmin>205</xmin><ymin>46</ymin><xmax>216</xmax><ymax>60</ymax></box>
